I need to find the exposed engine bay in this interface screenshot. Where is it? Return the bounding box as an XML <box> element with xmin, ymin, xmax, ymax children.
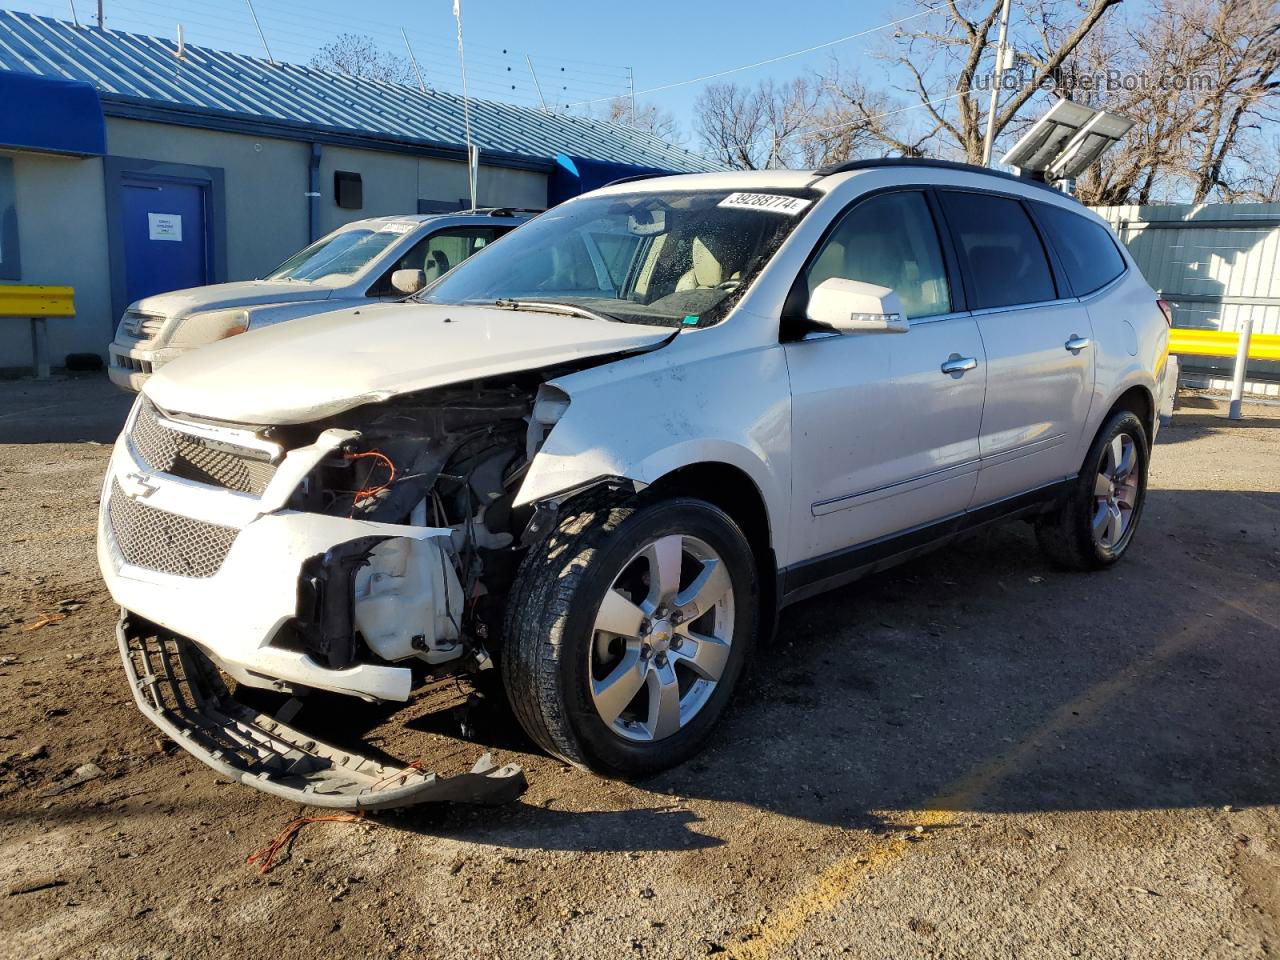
<box><xmin>206</xmin><ymin>365</ymin><xmax>598</xmax><ymax>699</ymax></box>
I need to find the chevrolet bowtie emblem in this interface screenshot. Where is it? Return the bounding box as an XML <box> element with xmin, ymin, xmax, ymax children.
<box><xmin>123</xmin><ymin>471</ymin><xmax>160</xmax><ymax>498</ymax></box>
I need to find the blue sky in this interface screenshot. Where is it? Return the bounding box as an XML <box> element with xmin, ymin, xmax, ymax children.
<box><xmin>5</xmin><ymin>0</ymin><xmax>906</xmax><ymax>142</ymax></box>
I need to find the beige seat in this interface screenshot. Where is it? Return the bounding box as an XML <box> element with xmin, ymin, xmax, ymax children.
<box><xmin>676</xmin><ymin>235</ymin><xmax>741</xmax><ymax>291</ymax></box>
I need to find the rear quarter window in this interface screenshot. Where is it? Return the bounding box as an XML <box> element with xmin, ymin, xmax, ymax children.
<box><xmin>1035</xmin><ymin>203</ymin><xmax>1127</xmax><ymax>296</ymax></box>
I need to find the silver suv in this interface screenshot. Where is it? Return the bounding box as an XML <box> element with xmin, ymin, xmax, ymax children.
<box><xmin>107</xmin><ymin>209</ymin><xmax>533</xmax><ymax>391</ymax></box>
<box><xmin>98</xmin><ymin>160</ymin><xmax>1174</xmax><ymax>808</ymax></box>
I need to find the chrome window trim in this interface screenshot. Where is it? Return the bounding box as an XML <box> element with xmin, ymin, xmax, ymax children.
<box><xmin>968</xmin><ymin>297</ymin><xmax>1079</xmax><ymax>318</ymax></box>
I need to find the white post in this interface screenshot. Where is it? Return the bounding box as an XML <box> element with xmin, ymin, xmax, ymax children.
<box><xmin>1228</xmin><ymin>316</ymin><xmax>1254</xmax><ymax>420</ymax></box>
<box><xmin>628</xmin><ymin>67</ymin><xmax>636</xmax><ymax>126</ymax></box>
<box><xmin>30</xmin><ymin>317</ymin><xmax>50</xmax><ymax>380</ymax></box>
<box><xmin>982</xmin><ymin>0</ymin><xmax>1012</xmax><ymax>167</ymax></box>
<box><xmin>453</xmin><ymin>0</ymin><xmax>477</xmax><ymax>210</ymax></box>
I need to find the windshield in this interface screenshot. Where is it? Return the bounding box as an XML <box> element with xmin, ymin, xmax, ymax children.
<box><xmin>265</xmin><ymin>223</ymin><xmax>414</xmax><ymax>283</ymax></box>
<box><xmin>419</xmin><ymin>189</ymin><xmax>815</xmax><ymax>327</ymax></box>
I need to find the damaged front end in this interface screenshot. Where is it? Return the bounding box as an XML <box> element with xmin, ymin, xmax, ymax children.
<box><xmin>98</xmin><ymin>370</ymin><xmax>585</xmax><ymax>809</ymax></box>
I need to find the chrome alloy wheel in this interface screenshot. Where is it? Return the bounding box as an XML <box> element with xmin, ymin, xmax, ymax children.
<box><xmin>1093</xmin><ymin>433</ymin><xmax>1139</xmax><ymax>549</ymax></box>
<box><xmin>588</xmin><ymin>534</ymin><xmax>735</xmax><ymax>743</ymax></box>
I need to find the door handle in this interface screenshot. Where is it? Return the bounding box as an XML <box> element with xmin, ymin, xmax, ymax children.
<box><xmin>940</xmin><ymin>354</ymin><xmax>978</xmax><ymax>377</ymax></box>
<box><xmin>1065</xmin><ymin>335</ymin><xmax>1091</xmax><ymax>353</ymax></box>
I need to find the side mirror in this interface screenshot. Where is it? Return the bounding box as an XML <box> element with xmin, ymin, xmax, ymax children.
<box><xmin>391</xmin><ymin>269</ymin><xmax>426</xmax><ymax>295</ymax></box>
<box><xmin>806</xmin><ymin>278</ymin><xmax>909</xmax><ymax>334</ymax></box>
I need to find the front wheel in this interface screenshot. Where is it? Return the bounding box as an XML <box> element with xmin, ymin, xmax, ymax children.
<box><xmin>1036</xmin><ymin>409</ymin><xmax>1149</xmax><ymax>570</ymax></box>
<box><xmin>501</xmin><ymin>493</ymin><xmax>758</xmax><ymax>778</ymax></box>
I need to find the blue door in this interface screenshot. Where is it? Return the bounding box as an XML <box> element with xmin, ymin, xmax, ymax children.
<box><xmin>121</xmin><ymin>177</ymin><xmax>208</xmax><ymax>302</ymax></box>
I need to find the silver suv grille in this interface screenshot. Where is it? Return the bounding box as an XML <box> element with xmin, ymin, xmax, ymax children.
<box><xmin>120</xmin><ymin>311</ymin><xmax>167</xmax><ymax>342</ymax></box>
<box><xmin>106</xmin><ymin>479</ymin><xmax>238</xmax><ymax>578</ymax></box>
<box><xmin>130</xmin><ymin>399</ymin><xmax>277</xmax><ymax>497</ymax></box>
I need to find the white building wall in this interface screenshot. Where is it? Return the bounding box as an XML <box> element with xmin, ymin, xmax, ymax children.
<box><xmin>1</xmin><ymin>118</ymin><xmax>548</xmax><ymax>371</ymax></box>
<box><xmin>0</xmin><ymin>150</ymin><xmax>111</xmax><ymax>372</ymax></box>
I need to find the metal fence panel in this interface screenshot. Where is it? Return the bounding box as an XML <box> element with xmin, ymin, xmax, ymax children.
<box><xmin>1092</xmin><ymin>202</ymin><xmax>1280</xmax><ymax>397</ymax></box>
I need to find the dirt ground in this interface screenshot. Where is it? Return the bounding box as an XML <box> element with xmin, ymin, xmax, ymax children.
<box><xmin>1</xmin><ymin>375</ymin><xmax>1278</xmax><ymax>960</ymax></box>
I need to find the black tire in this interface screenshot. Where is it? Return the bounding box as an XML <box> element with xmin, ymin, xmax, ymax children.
<box><xmin>501</xmin><ymin>490</ymin><xmax>759</xmax><ymax>778</ymax></box>
<box><xmin>1035</xmin><ymin>409</ymin><xmax>1149</xmax><ymax>570</ymax></box>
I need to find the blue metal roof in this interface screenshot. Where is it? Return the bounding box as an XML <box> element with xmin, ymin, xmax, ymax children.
<box><xmin>0</xmin><ymin>10</ymin><xmax>719</xmax><ymax>174</ymax></box>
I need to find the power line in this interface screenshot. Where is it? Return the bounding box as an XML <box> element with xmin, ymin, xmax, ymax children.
<box><xmin>566</xmin><ymin>5</ymin><xmax>943</xmax><ymax>106</ymax></box>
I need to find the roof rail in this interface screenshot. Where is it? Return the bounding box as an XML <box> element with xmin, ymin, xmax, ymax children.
<box><xmin>457</xmin><ymin>207</ymin><xmax>543</xmax><ymax>217</ymax></box>
<box><xmin>814</xmin><ymin>157</ymin><xmax>1073</xmax><ymax>198</ymax></box>
<box><xmin>602</xmin><ymin>172</ymin><xmax>677</xmax><ymax>189</ymax></box>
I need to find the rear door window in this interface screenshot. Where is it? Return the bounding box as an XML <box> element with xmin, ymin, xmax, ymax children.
<box><xmin>939</xmin><ymin>191</ymin><xmax>1057</xmax><ymax>309</ymax></box>
<box><xmin>1034</xmin><ymin>203</ymin><xmax>1126</xmax><ymax>295</ymax></box>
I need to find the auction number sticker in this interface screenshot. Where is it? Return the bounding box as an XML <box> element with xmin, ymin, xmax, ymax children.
<box><xmin>717</xmin><ymin>192</ymin><xmax>811</xmax><ymax>215</ymax></box>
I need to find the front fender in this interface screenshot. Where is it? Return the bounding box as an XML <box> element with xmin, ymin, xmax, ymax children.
<box><xmin>513</xmin><ymin>338</ymin><xmax>793</xmax><ymax>562</ymax></box>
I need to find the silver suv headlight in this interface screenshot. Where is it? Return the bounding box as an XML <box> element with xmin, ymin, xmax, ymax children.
<box><xmin>166</xmin><ymin>309</ymin><xmax>250</xmax><ymax>348</ymax></box>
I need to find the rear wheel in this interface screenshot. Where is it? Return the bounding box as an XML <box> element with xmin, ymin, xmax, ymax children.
<box><xmin>501</xmin><ymin>492</ymin><xmax>758</xmax><ymax>778</ymax></box>
<box><xmin>1036</xmin><ymin>409</ymin><xmax>1149</xmax><ymax>570</ymax></box>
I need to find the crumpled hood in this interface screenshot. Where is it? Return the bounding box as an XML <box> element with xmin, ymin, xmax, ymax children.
<box><xmin>133</xmin><ymin>280</ymin><xmax>333</xmax><ymax>318</ymax></box>
<box><xmin>144</xmin><ymin>301</ymin><xmax>673</xmax><ymax>424</ymax></box>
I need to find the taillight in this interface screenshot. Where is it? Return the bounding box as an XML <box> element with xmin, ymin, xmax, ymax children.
<box><xmin>1156</xmin><ymin>299</ymin><xmax>1174</xmax><ymax>326</ymax></box>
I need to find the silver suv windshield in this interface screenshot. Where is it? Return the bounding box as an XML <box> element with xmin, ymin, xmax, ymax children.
<box><xmin>420</xmin><ymin>189</ymin><xmax>815</xmax><ymax>327</ymax></box>
<box><xmin>265</xmin><ymin>224</ymin><xmax>413</xmax><ymax>283</ymax></box>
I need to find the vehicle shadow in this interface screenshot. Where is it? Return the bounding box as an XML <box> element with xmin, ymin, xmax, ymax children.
<box><xmin>371</xmin><ymin>485</ymin><xmax>1280</xmax><ymax>852</ymax></box>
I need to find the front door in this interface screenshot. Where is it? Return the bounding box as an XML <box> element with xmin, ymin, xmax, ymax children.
<box><xmin>121</xmin><ymin>176</ymin><xmax>208</xmax><ymax>303</ymax></box>
<box><xmin>784</xmin><ymin>190</ymin><xmax>987</xmax><ymax>564</ymax></box>
<box><xmin>936</xmin><ymin>190</ymin><xmax>1095</xmax><ymax>505</ymax></box>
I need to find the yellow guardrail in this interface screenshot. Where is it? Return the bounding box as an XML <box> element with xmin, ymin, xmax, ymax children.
<box><xmin>1169</xmin><ymin>327</ymin><xmax>1280</xmax><ymax>362</ymax></box>
<box><xmin>0</xmin><ymin>285</ymin><xmax>76</xmax><ymax>318</ymax></box>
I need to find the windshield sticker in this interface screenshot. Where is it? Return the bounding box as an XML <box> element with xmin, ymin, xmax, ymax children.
<box><xmin>379</xmin><ymin>222</ymin><xmax>415</xmax><ymax>234</ymax></box>
<box><xmin>717</xmin><ymin>192</ymin><xmax>811</xmax><ymax>215</ymax></box>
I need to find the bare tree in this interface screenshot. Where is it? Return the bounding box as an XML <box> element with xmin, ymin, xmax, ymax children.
<box><xmin>693</xmin><ymin>78</ymin><xmax>820</xmax><ymax>169</ymax></box>
<box><xmin>1071</xmin><ymin>0</ymin><xmax>1280</xmax><ymax>204</ymax></box>
<box><xmin>600</xmin><ymin>96</ymin><xmax>682</xmax><ymax>142</ymax></box>
<box><xmin>309</xmin><ymin>34</ymin><xmax>414</xmax><ymax>85</ymax></box>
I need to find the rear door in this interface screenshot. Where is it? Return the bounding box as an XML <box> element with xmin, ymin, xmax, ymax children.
<box><xmin>784</xmin><ymin>189</ymin><xmax>987</xmax><ymax>563</ymax></box>
<box><xmin>937</xmin><ymin>190</ymin><xmax>1095</xmax><ymax>506</ymax></box>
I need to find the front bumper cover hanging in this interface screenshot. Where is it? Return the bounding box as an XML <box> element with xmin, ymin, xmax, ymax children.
<box><xmin>117</xmin><ymin>613</ymin><xmax>526</xmax><ymax>811</ymax></box>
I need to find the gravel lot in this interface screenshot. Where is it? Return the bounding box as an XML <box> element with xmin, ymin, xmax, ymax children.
<box><xmin>1</xmin><ymin>375</ymin><xmax>1278</xmax><ymax>960</ymax></box>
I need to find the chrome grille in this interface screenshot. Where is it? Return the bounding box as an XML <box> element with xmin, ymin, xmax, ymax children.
<box><xmin>107</xmin><ymin>479</ymin><xmax>238</xmax><ymax>578</ymax></box>
<box><xmin>120</xmin><ymin>311</ymin><xmax>166</xmax><ymax>342</ymax></box>
<box><xmin>130</xmin><ymin>399</ymin><xmax>277</xmax><ymax>496</ymax></box>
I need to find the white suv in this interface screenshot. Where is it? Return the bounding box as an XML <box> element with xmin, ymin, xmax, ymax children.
<box><xmin>98</xmin><ymin>160</ymin><xmax>1174</xmax><ymax>808</ymax></box>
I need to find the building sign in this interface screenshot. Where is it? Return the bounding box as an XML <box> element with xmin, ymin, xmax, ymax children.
<box><xmin>148</xmin><ymin>212</ymin><xmax>182</xmax><ymax>242</ymax></box>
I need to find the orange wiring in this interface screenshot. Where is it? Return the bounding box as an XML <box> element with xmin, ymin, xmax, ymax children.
<box><xmin>246</xmin><ymin>813</ymin><xmax>367</xmax><ymax>874</ymax></box>
<box><xmin>345</xmin><ymin>450</ymin><xmax>396</xmax><ymax>516</ymax></box>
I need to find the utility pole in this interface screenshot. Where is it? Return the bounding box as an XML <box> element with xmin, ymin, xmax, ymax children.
<box><xmin>402</xmin><ymin>28</ymin><xmax>427</xmax><ymax>92</ymax></box>
<box><xmin>95</xmin><ymin>0</ymin><xmax>103</xmax><ymax>29</ymax></box>
<box><xmin>526</xmin><ymin>55</ymin><xmax>548</xmax><ymax>112</ymax></box>
<box><xmin>627</xmin><ymin>66</ymin><xmax>636</xmax><ymax>126</ymax></box>
<box><xmin>981</xmin><ymin>0</ymin><xmax>1012</xmax><ymax>167</ymax></box>
<box><xmin>67</xmin><ymin>0</ymin><xmax>80</xmax><ymax>27</ymax></box>
<box><xmin>244</xmin><ymin>0</ymin><xmax>274</xmax><ymax>65</ymax></box>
